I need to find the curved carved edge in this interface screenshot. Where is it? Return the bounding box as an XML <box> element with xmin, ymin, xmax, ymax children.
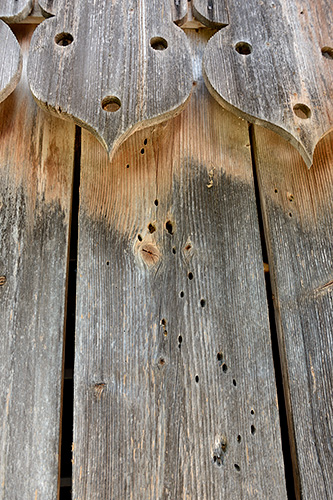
<box><xmin>203</xmin><ymin>0</ymin><xmax>333</xmax><ymax>168</ymax></box>
<box><xmin>171</xmin><ymin>0</ymin><xmax>188</xmax><ymax>25</ymax></box>
<box><xmin>38</xmin><ymin>0</ymin><xmax>56</xmax><ymax>18</ymax></box>
<box><xmin>0</xmin><ymin>21</ymin><xmax>22</xmax><ymax>104</ymax></box>
<box><xmin>192</xmin><ymin>0</ymin><xmax>229</xmax><ymax>28</ymax></box>
<box><xmin>28</xmin><ymin>1</ymin><xmax>193</xmax><ymax>160</ymax></box>
<box><xmin>0</xmin><ymin>0</ymin><xmax>33</xmax><ymax>23</ymax></box>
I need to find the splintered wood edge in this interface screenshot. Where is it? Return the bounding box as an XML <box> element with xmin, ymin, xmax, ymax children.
<box><xmin>202</xmin><ymin>68</ymin><xmax>314</xmax><ymax>168</ymax></box>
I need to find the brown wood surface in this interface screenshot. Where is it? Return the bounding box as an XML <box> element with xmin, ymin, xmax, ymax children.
<box><xmin>0</xmin><ymin>21</ymin><xmax>22</xmax><ymax>104</ymax></box>
<box><xmin>203</xmin><ymin>0</ymin><xmax>333</xmax><ymax>168</ymax></box>
<box><xmin>72</xmin><ymin>30</ymin><xmax>287</xmax><ymax>500</ymax></box>
<box><xmin>192</xmin><ymin>0</ymin><xmax>229</xmax><ymax>27</ymax></box>
<box><xmin>253</xmin><ymin>127</ymin><xmax>333</xmax><ymax>499</ymax></box>
<box><xmin>0</xmin><ymin>0</ymin><xmax>32</xmax><ymax>23</ymax></box>
<box><xmin>0</xmin><ymin>25</ymin><xmax>75</xmax><ymax>500</ymax></box>
<box><xmin>28</xmin><ymin>0</ymin><xmax>193</xmax><ymax>158</ymax></box>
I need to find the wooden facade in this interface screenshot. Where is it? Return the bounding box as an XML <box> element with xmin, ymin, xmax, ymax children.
<box><xmin>0</xmin><ymin>2</ymin><xmax>332</xmax><ymax>499</ymax></box>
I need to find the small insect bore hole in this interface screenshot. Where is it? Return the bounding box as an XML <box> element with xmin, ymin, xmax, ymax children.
<box><xmin>148</xmin><ymin>223</ymin><xmax>156</xmax><ymax>233</ymax></box>
<box><xmin>233</xmin><ymin>379</ymin><xmax>237</xmax><ymax>386</ymax></box>
<box><xmin>251</xmin><ymin>425</ymin><xmax>256</xmax><ymax>435</ymax></box>
<box><xmin>200</xmin><ymin>299</ymin><xmax>206</xmax><ymax>308</ymax></box>
<box><xmin>188</xmin><ymin>272</ymin><xmax>193</xmax><ymax>280</ymax></box>
<box><xmin>222</xmin><ymin>363</ymin><xmax>228</xmax><ymax>373</ymax></box>
<box><xmin>195</xmin><ymin>375</ymin><xmax>199</xmax><ymax>383</ymax></box>
<box><xmin>180</xmin><ymin>291</ymin><xmax>184</xmax><ymax>298</ymax></box>
<box><xmin>154</xmin><ymin>199</ymin><xmax>159</xmax><ymax>206</ymax></box>
<box><xmin>234</xmin><ymin>464</ymin><xmax>240</xmax><ymax>472</ymax></box>
<box><xmin>138</xmin><ymin>234</ymin><xmax>143</xmax><ymax>241</ymax></box>
<box><xmin>217</xmin><ymin>352</ymin><xmax>223</xmax><ymax>361</ymax></box>
<box><xmin>150</xmin><ymin>37</ymin><xmax>168</xmax><ymax>51</ymax></box>
<box><xmin>55</xmin><ymin>32</ymin><xmax>73</xmax><ymax>46</ymax></box>
<box><xmin>165</xmin><ymin>220</ymin><xmax>173</xmax><ymax>234</ymax></box>
<box><xmin>237</xmin><ymin>435</ymin><xmax>241</xmax><ymax>442</ymax></box>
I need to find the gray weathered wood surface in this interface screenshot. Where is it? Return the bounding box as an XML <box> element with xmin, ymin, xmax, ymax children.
<box><xmin>203</xmin><ymin>0</ymin><xmax>333</xmax><ymax>167</ymax></box>
<box><xmin>28</xmin><ymin>0</ymin><xmax>193</xmax><ymax>158</ymax></box>
<box><xmin>72</xmin><ymin>30</ymin><xmax>287</xmax><ymax>500</ymax></box>
<box><xmin>192</xmin><ymin>0</ymin><xmax>229</xmax><ymax>27</ymax></box>
<box><xmin>254</xmin><ymin>127</ymin><xmax>333</xmax><ymax>499</ymax></box>
<box><xmin>0</xmin><ymin>0</ymin><xmax>32</xmax><ymax>23</ymax></box>
<box><xmin>0</xmin><ymin>21</ymin><xmax>22</xmax><ymax>103</ymax></box>
<box><xmin>171</xmin><ymin>0</ymin><xmax>188</xmax><ymax>25</ymax></box>
<box><xmin>38</xmin><ymin>0</ymin><xmax>55</xmax><ymax>17</ymax></box>
<box><xmin>0</xmin><ymin>25</ymin><xmax>75</xmax><ymax>500</ymax></box>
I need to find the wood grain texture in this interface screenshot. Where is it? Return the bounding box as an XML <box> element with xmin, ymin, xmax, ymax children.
<box><xmin>253</xmin><ymin>126</ymin><xmax>333</xmax><ymax>499</ymax></box>
<box><xmin>203</xmin><ymin>0</ymin><xmax>333</xmax><ymax>167</ymax></box>
<box><xmin>38</xmin><ymin>0</ymin><xmax>55</xmax><ymax>17</ymax></box>
<box><xmin>192</xmin><ymin>0</ymin><xmax>229</xmax><ymax>27</ymax></box>
<box><xmin>0</xmin><ymin>21</ymin><xmax>22</xmax><ymax>104</ymax></box>
<box><xmin>72</xmin><ymin>30</ymin><xmax>287</xmax><ymax>500</ymax></box>
<box><xmin>0</xmin><ymin>25</ymin><xmax>75</xmax><ymax>500</ymax></box>
<box><xmin>171</xmin><ymin>0</ymin><xmax>188</xmax><ymax>25</ymax></box>
<box><xmin>0</xmin><ymin>0</ymin><xmax>32</xmax><ymax>23</ymax></box>
<box><xmin>28</xmin><ymin>0</ymin><xmax>193</xmax><ymax>158</ymax></box>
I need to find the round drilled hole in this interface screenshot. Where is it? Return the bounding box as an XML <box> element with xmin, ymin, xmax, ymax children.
<box><xmin>55</xmin><ymin>32</ymin><xmax>73</xmax><ymax>46</ymax></box>
<box><xmin>150</xmin><ymin>37</ymin><xmax>168</xmax><ymax>51</ymax></box>
<box><xmin>235</xmin><ymin>41</ymin><xmax>252</xmax><ymax>55</ymax></box>
<box><xmin>102</xmin><ymin>96</ymin><xmax>121</xmax><ymax>112</ymax></box>
<box><xmin>321</xmin><ymin>46</ymin><xmax>333</xmax><ymax>59</ymax></box>
<box><xmin>293</xmin><ymin>103</ymin><xmax>311</xmax><ymax>119</ymax></box>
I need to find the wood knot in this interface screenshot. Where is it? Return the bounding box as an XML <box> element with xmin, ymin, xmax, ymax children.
<box><xmin>0</xmin><ymin>276</ymin><xmax>7</xmax><ymax>286</ymax></box>
<box><xmin>140</xmin><ymin>243</ymin><xmax>161</xmax><ymax>267</ymax></box>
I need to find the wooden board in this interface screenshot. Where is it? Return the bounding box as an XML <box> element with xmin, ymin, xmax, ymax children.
<box><xmin>253</xmin><ymin>127</ymin><xmax>333</xmax><ymax>499</ymax></box>
<box><xmin>203</xmin><ymin>0</ymin><xmax>333</xmax><ymax>167</ymax></box>
<box><xmin>0</xmin><ymin>0</ymin><xmax>32</xmax><ymax>23</ymax></box>
<box><xmin>38</xmin><ymin>0</ymin><xmax>55</xmax><ymax>17</ymax></box>
<box><xmin>192</xmin><ymin>0</ymin><xmax>229</xmax><ymax>27</ymax></box>
<box><xmin>72</xmin><ymin>30</ymin><xmax>287</xmax><ymax>500</ymax></box>
<box><xmin>0</xmin><ymin>25</ymin><xmax>75</xmax><ymax>499</ymax></box>
<box><xmin>28</xmin><ymin>0</ymin><xmax>193</xmax><ymax>158</ymax></box>
<box><xmin>171</xmin><ymin>0</ymin><xmax>188</xmax><ymax>25</ymax></box>
<box><xmin>0</xmin><ymin>21</ymin><xmax>22</xmax><ymax>103</ymax></box>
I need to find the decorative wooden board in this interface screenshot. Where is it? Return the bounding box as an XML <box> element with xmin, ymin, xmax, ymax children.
<box><xmin>72</xmin><ymin>30</ymin><xmax>287</xmax><ymax>499</ymax></box>
<box><xmin>171</xmin><ymin>0</ymin><xmax>188</xmax><ymax>25</ymax></box>
<box><xmin>38</xmin><ymin>0</ymin><xmax>55</xmax><ymax>17</ymax></box>
<box><xmin>203</xmin><ymin>0</ymin><xmax>333</xmax><ymax>167</ymax></box>
<box><xmin>0</xmin><ymin>0</ymin><xmax>32</xmax><ymax>23</ymax></box>
<box><xmin>253</xmin><ymin>127</ymin><xmax>333</xmax><ymax>498</ymax></box>
<box><xmin>0</xmin><ymin>25</ymin><xmax>75</xmax><ymax>499</ymax></box>
<box><xmin>0</xmin><ymin>21</ymin><xmax>22</xmax><ymax>103</ymax></box>
<box><xmin>28</xmin><ymin>0</ymin><xmax>193</xmax><ymax>158</ymax></box>
<box><xmin>192</xmin><ymin>0</ymin><xmax>229</xmax><ymax>27</ymax></box>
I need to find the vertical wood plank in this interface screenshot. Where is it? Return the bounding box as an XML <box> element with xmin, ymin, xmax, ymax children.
<box><xmin>192</xmin><ymin>0</ymin><xmax>229</xmax><ymax>27</ymax></box>
<box><xmin>0</xmin><ymin>21</ymin><xmax>22</xmax><ymax>103</ymax></box>
<box><xmin>253</xmin><ymin>127</ymin><xmax>333</xmax><ymax>499</ymax></box>
<box><xmin>0</xmin><ymin>25</ymin><xmax>75</xmax><ymax>500</ymax></box>
<box><xmin>73</xmin><ymin>30</ymin><xmax>287</xmax><ymax>500</ymax></box>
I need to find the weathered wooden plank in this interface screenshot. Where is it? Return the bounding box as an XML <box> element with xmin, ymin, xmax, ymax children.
<box><xmin>203</xmin><ymin>0</ymin><xmax>333</xmax><ymax>167</ymax></box>
<box><xmin>38</xmin><ymin>0</ymin><xmax>55</xmax><ymax>17</ymax></box>
<box><xmin>253</xmin><ymin>127</ymin><xmax>333</xmax><ymax>499</ymax></box>
<box><xmin>0</xmin><ymin>0</ymin><xmax>32</xmax><ymax>23</ymax></box>
<box><xmin>73</xmin><ymin>30</ymin><xmax>287</xmax><ymax>500</ymax></box>
<box><xmin>0</xmin><ymin>25</ymin><xmax>75</xmax><ymax>499</ymax></box>
<box><xmin>171</xmin><ymin>0</ymin><xmax>188</xmax><ymax>25</ymax></box>
<box><xmin>0</xmin><ymin>21</ymin><xmax>22</xmax><ymax>103</ymax></box>
<box><xmin>192</xmin><ymin>0</ymin><xmax>229</xmax><ymax>27</ymax></box>
<box><xmin>28</xmin><ymin>0</ymin><xmax>193</xmax><ymax>158</ymax></box>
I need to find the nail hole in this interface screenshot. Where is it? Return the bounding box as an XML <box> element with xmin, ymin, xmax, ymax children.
<box><xmin>200</xmin><ymin>299</ymin><xmax>206</xmax><ymax>308</ymax></box>
<box><xmin>102</xmin><ymin>96</ymin><xmax>121</xmax><ymax>112</ymax></box>
<box><xmin>150</xmin><ymin>37</ymin><xmax>168</xmax><ymax>51</ymax></box>
<box><xmin>154</xmin><ymin>199</ymin><xmax>159</xmax><ymax>206</ymax></box>
<box><xmin>172</xmin><ymin>247</ymin><xmax>176</xmax><ymax>255</ymax></box>
<box><xmin>321</xmin><ymin>46</ymin><xmax>333</xmax><ymax>59</ymax></box>
<box><xmin>55</xmin><ymin>32</ymin><xmax>73</xmax><ymax>46</ymax></box>
<box><xmin>235</xmin><ymin>41</ymin><xmax>252</xmax><ymax>55</ymax></box>
<box><xmin>0</xmin><ymin>276</ymin><xmax>6</xmax><ymax>286</ymax></box>
<box><xmin>234</xmin><ymin>464</ymin><xmax>240</xmax><ymax>472</ymax></box>
<box><xmin>148</xmin><ymin>223</ymin><xmax>156</xmax><ymax>233</ymax></box>
<box><xmin>222</xmin><ymin>363</ymin><xmax>228</xmax><ymax>373</ymax></box>
<box><xmin>217</xmin><ymin>352</ymin><xmax>223</xmax><ymax>362</ymax></box>
<box><xmin>195</xmin><ymin>375</ymin><xmax>199</xmax><ymax>383</ymax></box>
<box><xmin>237</xmin><ymin>435</ymin><xmax>241</xmax><ymax>442</ymax></box>
<box><xmin>180</xmin><ymin>291</ymin><xmax>184</xmax><ymax>298</ymax></box>
<box><xmin>233</xmin><ymin>379</ymin><xmax>237</xmax><ymax>386</ymax></box>
<box><xmin>165</xmin><ymin>220</ymin><xmax>173</xmax><ymax>234</ymax></box>
<box><xmin>138</xmin><ymin>234</ymin><xmax>143</xmax><ymax>241</ymax></box>
<box><xmin>293</xmin><ymin>103</ymin><xmax>311</xmax><ymax>119</ymax></box>
<box><xmin>188</xmin><ymin>272</ymin><xmax>193</xmax><ymax>280</ymax></box>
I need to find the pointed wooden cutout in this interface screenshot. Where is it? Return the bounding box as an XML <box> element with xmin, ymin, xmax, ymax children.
<box><xmin>0</xmin><ymin>21</ymin><xmax>22</xmax><ymax>104</ymax></box>
<box><xmin>192</xmin><ymin>0</ymin><xmax>229</xmax><ymax>27</ymax></box>
<box><xmin>0</xmin><ymin>0</ymin><xmax>33</xmax><ymax>23</ymax></box>
<box><xmin>203</xmin><ymin>0</ymin><xmax>333</xmax><ymax>167</ymax></box>
<box><xmin>29</xmin><ymin>0</ymin><xmax>193</xmax><ymax>158</ymax></box>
